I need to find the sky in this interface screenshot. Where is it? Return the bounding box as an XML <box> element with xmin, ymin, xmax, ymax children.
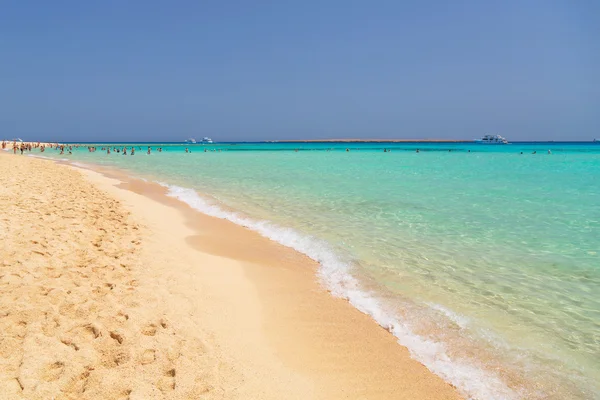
<box><xmin>1</xmin><ymin>0</ymin><xmax>599</xmax><ymax>142</ymax></box>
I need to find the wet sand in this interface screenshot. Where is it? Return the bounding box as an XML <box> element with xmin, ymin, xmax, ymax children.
<box><xmin>0</xmin><ymin>153</ymin><xmax>462</xmax><ymax>399</ymax></box>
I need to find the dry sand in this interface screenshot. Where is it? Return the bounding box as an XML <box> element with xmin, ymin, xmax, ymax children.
<box><xmin>0</xmin><ymin>153</ymin><xmax>463</xmax><ymax>399</ymax></box>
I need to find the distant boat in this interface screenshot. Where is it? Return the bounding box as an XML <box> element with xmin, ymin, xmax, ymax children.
<box><xmin>201</xmin><ymin>137</ymin><xmax>213</xmax><ymax>144</ymax></box>
<box><xmin>594</xmin><ymin>138</ymin><xmax>599</xmax><ymax>142</ymax></box>
<box><xmin>185</xmin><ymin>138</ymin><xmax>196</xmax><ymax>144</ymax></box>
<box><xmin>474</xmin><ymin>134</ymin><xmax>509</xmax><ymax>144</ymax></box>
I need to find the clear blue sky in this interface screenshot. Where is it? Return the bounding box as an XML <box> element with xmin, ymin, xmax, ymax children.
<box><xmin>1</xmin><ymin>0</ymin><xmax>598</xmax><ymax>141</ymax></box>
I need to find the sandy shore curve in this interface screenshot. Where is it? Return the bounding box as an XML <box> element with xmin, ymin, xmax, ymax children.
<box><xmin>0</xmin><ymin>153</ymin><xmax>462</xmax><ymax>399</ymax></box>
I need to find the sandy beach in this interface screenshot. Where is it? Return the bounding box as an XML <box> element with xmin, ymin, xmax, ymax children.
<box><xmin>0</xmin><ymin>153</ymin><xmax>462</xmax><ymax>399</ymax></box>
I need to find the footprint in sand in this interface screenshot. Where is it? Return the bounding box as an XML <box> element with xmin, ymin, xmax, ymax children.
<box><xmin>114</xmin><ymin>311</ymin><xmax>129</xmax><ymax>323</ymax></box>
<box><xmin>41</xmin><ymin>361</ymin><xmax>64</xmax><ymax>382</ymax></box>
<box><xmin>140</xmin><ymin>349</ymin><xmax>156</xmax><ymax>365</ymax></box>
<box><xmin>141</xmin><ymin>324</ymin><xmax>157</xmax><ymax>336</ymax></box>
<box><xmin>100</xmin><ymin>347</ymin><xmax>131</xmax><ymax>368</ymax></box>
<box><xmin>157</xmin><ymin>368</ymin><xmax>176</xmax><ymax>392</ymax></box>
<box><xmin>110</xmin><ymin>331</ymin><xmax>124</xmax><ymax>345</ymax></box>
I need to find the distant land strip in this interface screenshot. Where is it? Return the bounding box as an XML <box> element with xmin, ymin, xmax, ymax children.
<box><xmin>276</xmin><ymin>139</ymin><xmax>471</xmax><ymax>143</ymax></box>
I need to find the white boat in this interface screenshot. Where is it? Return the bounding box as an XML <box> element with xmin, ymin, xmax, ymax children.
<box><xmin>185</xmin><ymin>138</ymin><xmax>196</xmax><ymax>144</ymax></box>
<box><xmin>474</xmin><ymin>134</ymin><xmax>509</xmax><ymax>144</ymax></box>
<box><xmin>201</xmin><ymin>137</ymin><xmax>213</xmax><ymax>144</ymax></box>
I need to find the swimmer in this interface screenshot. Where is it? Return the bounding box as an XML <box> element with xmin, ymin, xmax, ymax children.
<box><xmin>548</xmin><ymin>149</ymin><xmax>552</xmax><ymax>154</ymax></box>
<box><xmin>185</xmin><ymin>148</ymin><xmax>189</xmax><ymax>153</ymax></box>
<box><xmin>131</xmin><ymin>148</ymin><xmax>135</xmax><ymax>155</ymax></box>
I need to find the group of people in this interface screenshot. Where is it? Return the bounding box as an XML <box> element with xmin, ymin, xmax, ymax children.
<box><xmin>4</xmin><ymin>141</ymin><xmax>552</xmax><ymax>157</ymax></box>
<box><xmin>90</xmin><ymin>146</ymin><xmax>220</xmax><ymax>155</ymax></box>
<box><xmin>1</xmin><ymin>141</ymin><xmax>60</xmax><ymax>154</ymax></box>
<box><xmin>97</xmin><ymin>146</ymin><xmax>165</xmax><ymax>155</ymax></box>
<box><xmin>1</xmin><ymin>141</ymin><xmax>223</xmax><ymax>156</ymax></box>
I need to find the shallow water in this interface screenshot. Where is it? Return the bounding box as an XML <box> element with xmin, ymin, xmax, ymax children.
<box><xmin>39</xmin><ymin>142</ymin><xmax>600</xmax><ymax>399</ymax></box>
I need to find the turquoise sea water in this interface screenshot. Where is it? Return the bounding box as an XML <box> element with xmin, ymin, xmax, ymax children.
<box><xmin>37</xmin><ymin>142</ymin><xmax>599</xmax><ymax>399</ymax></box>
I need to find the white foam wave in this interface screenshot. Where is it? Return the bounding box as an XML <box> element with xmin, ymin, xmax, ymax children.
<box><xmin>160</xmin><ymin>182</ymin><xmax>518</xmax><ymax>400</ymax></box>
<box><xmin>427</xmin><ymin>302</ymin><xmax>471</xmax><ymax>329</ymax></box>
<box><xmin>27</xmin><ymin>154</ymin><xmax>54</xmax><ymax>160</ymax></box>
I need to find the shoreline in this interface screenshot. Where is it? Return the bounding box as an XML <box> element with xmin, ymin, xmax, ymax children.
<box><xmin>1</xmin><ymin>152</ymin><xmax>463</xmax><ymax>399</ymax></box>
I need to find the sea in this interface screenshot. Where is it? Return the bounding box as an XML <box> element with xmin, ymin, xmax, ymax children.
<box><xmin>37</xmin><ymin>141</ymin><xmax>600</xmax><ymax>399</ymax></box>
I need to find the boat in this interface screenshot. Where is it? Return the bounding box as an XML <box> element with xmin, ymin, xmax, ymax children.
<box><xmin>201</xmin><ymin>137</ymin><xmax>213</xmax><ymax>144</ymax></box>
<box><xmin>185</xmin><ymin>138</ymin><xmax>197</xmax><ymax>144</ymax></box>
<box><xmin>474</xmin><ymin>134</ymin><xmax>509</xmax><ymax>144</ymax></box>
<box><xmin>594</xmin><ymin>139</ymin><xmax>599</xmax><ymax>142</ymax></box>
